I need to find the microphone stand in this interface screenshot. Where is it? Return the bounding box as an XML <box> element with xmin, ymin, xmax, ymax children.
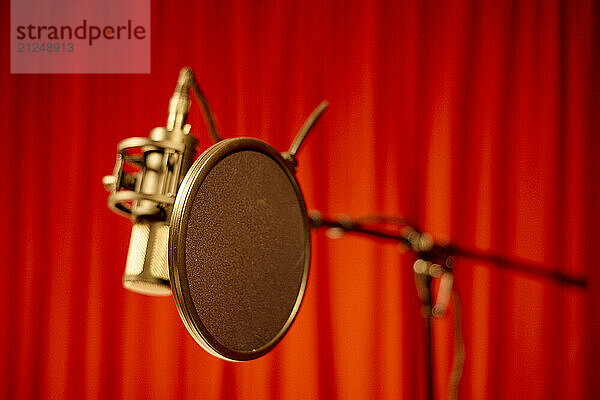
<box><xmin>308</xmin><ymin>211</ymin><xmax>587</xmax><ymax>400</ymax></box>
<box><xmin>414</xmin><ymin>272</ymin><xmax>435</xmax><ymax>400</ymax></box>
<box><xmin>308</xmin><ymin>212</ymin><xmax>587</xmax><ymax>288</ymax></box>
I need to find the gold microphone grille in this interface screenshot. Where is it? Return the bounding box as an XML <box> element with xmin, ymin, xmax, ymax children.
<box><xmin>123</xmin><ymin>221</ymin><xmax>171</xmax><ymax>296</ymax></box>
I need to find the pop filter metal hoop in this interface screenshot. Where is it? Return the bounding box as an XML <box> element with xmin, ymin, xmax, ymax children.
<box><xmin>169</xmin><ymin>137</ymin><xmax>311</xmax><ymax>361</ymax></box>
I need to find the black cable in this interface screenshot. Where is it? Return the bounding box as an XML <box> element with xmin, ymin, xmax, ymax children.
<box><xmin>189</xmin><ymin>80</ymin><xmax>222</xmax><ymax>143</ymax></box>
<box><xmin>448</xmin><ymin>289</ymin><xmax>465</xmax><ymax>400</ymax></box>
<box><xmin>353</xmin><ymin>214</ymin><xmax>418</xmax><ymax>228</ymax></box>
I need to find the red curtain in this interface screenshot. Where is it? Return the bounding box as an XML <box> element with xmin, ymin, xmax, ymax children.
<box><xmin>1</xmin><ymin>0</ymin><xmax>599</xmax><ymax>398</ymax></box>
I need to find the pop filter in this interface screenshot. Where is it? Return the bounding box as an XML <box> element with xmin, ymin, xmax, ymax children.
<box><xmin>168</xmin><ymin>137</ymin><xmax>310</xmax><ymax>361</ymax></box>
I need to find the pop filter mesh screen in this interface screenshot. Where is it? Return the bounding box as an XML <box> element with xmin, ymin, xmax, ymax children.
<box><xmin>184</xmin><ymin>150</ymin><xmax>306</xmax><ymax>353</ymax></box>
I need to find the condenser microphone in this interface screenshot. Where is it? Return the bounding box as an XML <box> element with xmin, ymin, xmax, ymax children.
<box><xmin>103</xmin><ymin>68</ymin><xmax>204</xmax><ymax>295</ymax></box>
<box><xmin>104</xmin><ymin>66</ymin><xmax>328</xmax><ymax>360</ymax></box>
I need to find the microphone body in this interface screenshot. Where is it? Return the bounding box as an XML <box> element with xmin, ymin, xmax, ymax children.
<box><xmin>103</xmin><ymin>71</ymin><xmax>198</xmax><ymax>295</ymax></box>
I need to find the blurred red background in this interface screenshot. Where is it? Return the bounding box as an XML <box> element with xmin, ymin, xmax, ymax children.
<box><xmin>1</xmin><ymin>0</ymin><xmax>599</xmax><ymax>398</ymax></box>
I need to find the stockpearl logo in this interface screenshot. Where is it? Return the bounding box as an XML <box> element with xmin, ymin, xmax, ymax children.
<box><xmin>11</xmin><ymin>0</ymin><xmax>150</xmax><ymax>74</ymax></box>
